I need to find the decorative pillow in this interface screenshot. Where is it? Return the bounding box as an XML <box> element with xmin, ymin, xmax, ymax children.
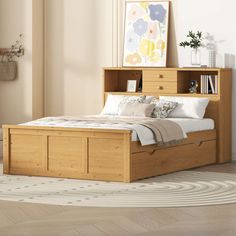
<box><xmin>101</xmin><ymin>94</ymin><xmax>146</xmax><ymax>115</ymax></box>
<box><xmin>118</xmin><ymin>95</ymin><xmax>146</xmax><ymax>113</ymax></box>
<box><xmin>150</xmin><ymin>98</ymin><xmax>178</xmax><ymax>118</ymax></box>
<box><xmin>159</xmin><ymin>96</ymin><xmax>209</xmax><ymax>119</ymax></box>
<box><xmin>144</xmin><ymin>96</ymin><xmax>155</xmax><ymax>104</ymax></box>
<box><xmin>118</xmin><ymin>103</ymin><xmax>155</xmax><ymax>117</ymax></box>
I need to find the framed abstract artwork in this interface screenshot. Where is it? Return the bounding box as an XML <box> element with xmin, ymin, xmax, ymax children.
<box><xmin>123</xmin><ymin>1</ymin><xmax>169</xmax><ymax>67</ymax></box>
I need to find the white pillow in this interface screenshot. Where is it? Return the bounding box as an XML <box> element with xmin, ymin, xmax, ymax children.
<box><xmin>101</xmin><ymin>94</ymin><xmax>125</xmax><ymax>115</ymax></box>
<box><xmin>118</xmin><ymin>103</ymin><xmax>155</xmax><ymax>117</ymax></box>
<box><xmin>159</xmin><ymin>96</ymin><xmax>209</xmax><ymax>119</ymax></box>
<box><xmin>101</xmin><ymin>94</ymin><xmax>145</xmax><ymax>115</ymax></box>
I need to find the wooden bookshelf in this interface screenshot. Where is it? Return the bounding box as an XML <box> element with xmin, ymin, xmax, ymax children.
<box><xmin>103</xmin><ymin>67</ymin><xmax>232</xmax><ymax>163</ymax></box>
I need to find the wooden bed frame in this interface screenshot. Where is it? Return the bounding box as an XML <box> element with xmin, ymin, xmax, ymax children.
<box><xmin>2</xmin><ymin>68</ymin><xmax>232</xmax><ymax>182</ymax></box>
<box><xmin>3</xmin><ymin>126</ymin><xmax>216</xmax><ymax>182</ymax></box>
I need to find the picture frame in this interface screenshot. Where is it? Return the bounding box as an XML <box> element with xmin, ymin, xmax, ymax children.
<box><xmin>123</xmin><ymin>1</ymin><xmax>170</xmax><ymax>67</ymax></box>
<box><xmin>127</xmin><ymin>80</ymin><xmax>137</xmax><ymax>92</ymax></box>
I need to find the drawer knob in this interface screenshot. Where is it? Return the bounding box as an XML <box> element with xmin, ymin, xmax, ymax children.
<box><xmin>157</xmin><ymin>74</ymin><xmax>163</xmax><ymax>78</ymax></box>
<box><xmin>157</xmin><ymin>86</ymin><xmax>164</xmax><ymax>90</ymax></box>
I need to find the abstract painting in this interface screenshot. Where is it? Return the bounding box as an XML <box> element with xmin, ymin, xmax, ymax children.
<box><xmin>123</xmin><ymin>1</ymin><xmax>169</xmax><ymax>67</ymax></box>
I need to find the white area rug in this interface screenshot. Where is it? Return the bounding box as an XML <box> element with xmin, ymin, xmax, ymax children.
<box><xmin>1</xmin><ymin>166</ymin><xmax>236</xmax><ymax>207</ymax></box>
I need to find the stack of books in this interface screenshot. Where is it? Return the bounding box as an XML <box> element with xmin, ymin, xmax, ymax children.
<box><xmin>200</xmin><ymin>75</ymin><xmax>218</xmax><ymax>94</ymax></box>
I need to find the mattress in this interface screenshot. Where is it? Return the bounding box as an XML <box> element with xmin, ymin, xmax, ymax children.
<box><xmin>21</xmin><ymin>117</ymin><xmax>214</xmax><ymax>145</ymax></box>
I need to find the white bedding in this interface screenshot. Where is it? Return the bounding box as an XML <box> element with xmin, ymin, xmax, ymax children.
<box><xmin>129</xmin><ymin>118</ymin><xmax>214</xmax><ymax>144</ymax></box>
<box><xmin>21</xmin><ymin>116</ymin><xmax>214</xmax><ymax>145</ymax></box>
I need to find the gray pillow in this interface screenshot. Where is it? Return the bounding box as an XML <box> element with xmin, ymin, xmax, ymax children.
<box><xmin>150</xmin><ymin>98</ymin><xmax>178</xmax><ymax>118</ymax></box>
<box><xmin>118</xmin><ymin>103</ymin><xmax>155</xmax><ymax>117</ymax></box>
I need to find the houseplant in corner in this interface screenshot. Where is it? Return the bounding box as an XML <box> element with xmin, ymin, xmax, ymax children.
<box><xmin>180</xmin><ymin>31</ymin><xmax>203</xmax><ymax>66</ymax></box>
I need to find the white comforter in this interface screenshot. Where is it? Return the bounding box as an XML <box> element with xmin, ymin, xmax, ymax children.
<box><xmin>21</xmin><ymin>116</ymin><xmax>214</xmax><ymax>146</ymax></box>
<box><xmin>21</xmin><ymin>116</ymin><xmax>186</xmax><ymax>145</ymax></box>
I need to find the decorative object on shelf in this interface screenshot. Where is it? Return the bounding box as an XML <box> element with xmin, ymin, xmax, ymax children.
<box><xmin>204</xmin><ymin>33</ymin><xmax>217</xmax><ymax>68</ymax></box>
<box><xmin>189</xmin><ymin>80</ymin><xmax>199</xmax><ymax>93</ymax></box>
<box><xmin>123</xmin><ymin>1</ymin><xmax>169</xmax><ymax>67</ymax></box>
<box><xmin>127</xmin><ymin>80</ymin><xmax>137</xmax><ymax>92</ymax></box>
<box><xmin>208</xmin><ymin>50</ymin><xmax>216</xmax><ymax>67</ymax></box>
<box><xmin>0</xmin><ymin>34</ymin><xmax>24</xmax><ymax>81</ymax></box>
<box><xmin>138</xmin><ymin>76</ymin><xmax>142</xmax><ymax>92</ymax></box>
<box><xmin>180</xmin><ymin>31</ymin><xmax>203</xmax><ymax>66</ymax></box>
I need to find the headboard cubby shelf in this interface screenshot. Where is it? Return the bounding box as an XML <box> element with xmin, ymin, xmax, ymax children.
<box><xmin>103</xmin><ymin>67</ymin><xmax>232</xmax><ymax>163</ymax></box>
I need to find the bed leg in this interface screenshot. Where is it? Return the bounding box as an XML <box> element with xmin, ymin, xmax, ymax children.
<box><xmin>3</xmin><ymin>127</ymin><xmax>10</xmax><ymax>174</ymax></box>
<box><xmin>123</xmin><ymin>133</ymin><xmax>131</xmax><ymax>183</ymax></box>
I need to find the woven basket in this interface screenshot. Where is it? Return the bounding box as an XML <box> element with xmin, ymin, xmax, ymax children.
<box><xmin>0</xmin><ymin>61</ymin><xmax>17</xmax><ymax>81</ymax></box>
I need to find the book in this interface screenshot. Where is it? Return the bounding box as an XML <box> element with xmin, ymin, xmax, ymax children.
<box><xmin>208</xmin><ymin>75</ymin><xmax>215</xmax><ymax>94</ymax></box>
<box><xmin>206</xmin><ymin>75</ymin><xmax>209</xmax><ymax>94</ymax></box>
<box><xmin>204</xmin><ymin>75</ymin><xmax>206</xmax><ymax>94</ymax></box>
<box><xmin>200</xmin><ymin>75</ymin><xmax>203</xmax><ymax>94</ymax></box>
<box><xmin>201</xmin><ymin>75</ymin><xmax>206</xmax><ymax>94</ymax></box>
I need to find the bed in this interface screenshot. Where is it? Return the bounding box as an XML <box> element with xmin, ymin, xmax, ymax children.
<box><xmin>3</xmin><ymin>93</ymin><xmax>222</xmax><ymax>182</ymax></box>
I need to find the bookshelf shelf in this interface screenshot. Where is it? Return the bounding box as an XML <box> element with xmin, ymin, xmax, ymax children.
<box><xmin>103</xmin><ymin>67</ymin><xmax>230</xmax><ymax>98</ymax></box>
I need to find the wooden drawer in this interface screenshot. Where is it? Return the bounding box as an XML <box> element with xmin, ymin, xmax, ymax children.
<box><xmin>143</xmin><ymin>81</ymin><xmax>177</xmax><ymax>93</ymax></box>
<box><xmin>143</xmin><ymin>70</ymin><xmax>177</xmax><ymax>82</ymax></box>
<box><xmin>131</xmin><ymin>139</ymin><xmax>216</xmax><ymax>181</ymax></box>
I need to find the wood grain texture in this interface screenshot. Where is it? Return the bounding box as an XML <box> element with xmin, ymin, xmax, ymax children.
<box><xmin>3</xmin><ymin>127</ymin><xmax>10</xmax><ymax>174</ymax></box>
<box><xmin>131</xmin><ymin>139</ymin><xmax>216</xmax><ymax>181</ymax></box>
<box><xmin>3</xmin><ymin>126</ymin><xmax>216</xmax><ymax>182</ymax></box>
<box><xmin>143</xmin><ymin>70</ymin><xmax>177</xmax><ymax>81</ymax></box>
<box><xmin>143</xmin><ymin>81</ymin><xmax>177</xmax><ymax>93</ymax></box>
<box><xmin>10</xmin><ymin>134</ymin><xmax>44</xmax><ymax>172</ymax></box>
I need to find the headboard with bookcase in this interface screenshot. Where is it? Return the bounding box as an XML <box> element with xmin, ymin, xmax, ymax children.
<box><xmin>103</xmin><ymin>67</ymin><xmax>232</xmax><ymax>163</ymax></box>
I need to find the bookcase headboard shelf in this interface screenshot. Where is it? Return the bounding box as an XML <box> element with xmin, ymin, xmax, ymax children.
<box><xmin>103</xmin><ymin>67</ymin><xmax>232</xmax><ymax>163</ymax></box>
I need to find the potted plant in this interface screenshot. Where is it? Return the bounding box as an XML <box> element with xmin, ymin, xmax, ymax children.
<box><xmin>179</xmin><ymin>31</ymin><xmax>203</xmax><ymax>66</ymax></box>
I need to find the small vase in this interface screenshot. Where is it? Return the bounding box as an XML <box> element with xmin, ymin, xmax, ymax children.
<box><xmin>208</xmin><ymin>50</ymin><xmax>216</xmax><ymax>68</ymax></box>
<box><xmin>191</xmin><ymin>48</ymin><xmax>201</xmax><ymax>66</ymax></box>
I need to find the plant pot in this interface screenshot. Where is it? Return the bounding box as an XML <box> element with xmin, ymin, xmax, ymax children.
<box><xmin>191</xmin><ymin>48</ymin><xmax>201</xmax><ymax>66</ymax></box>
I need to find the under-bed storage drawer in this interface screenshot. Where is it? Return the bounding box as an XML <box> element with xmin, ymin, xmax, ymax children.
<box><xmin>131</xmin><ymin>139</ymin><xmax>216</xmax><ymax>181</ymax></box>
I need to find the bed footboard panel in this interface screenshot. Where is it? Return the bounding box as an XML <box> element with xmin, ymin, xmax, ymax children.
<box><xmin>3</xmin><ymin>126</ymin><xmax>131</xmax><ymax>182</ymax></box>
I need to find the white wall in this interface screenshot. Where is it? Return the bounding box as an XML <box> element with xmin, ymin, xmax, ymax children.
<box><xmin>45</xmin><ymin>0</ymin><xmax>113</xmax><ymax>116</ymax></box>
<box><xmin>0</xmin><ymin>0</ymin><xmax>33</xmax><ymax>124</ymax></box>
<box><xmin>0</xmin><ymin>0</ymin><xmax>44</xmax><ymax>125</ymax></box>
